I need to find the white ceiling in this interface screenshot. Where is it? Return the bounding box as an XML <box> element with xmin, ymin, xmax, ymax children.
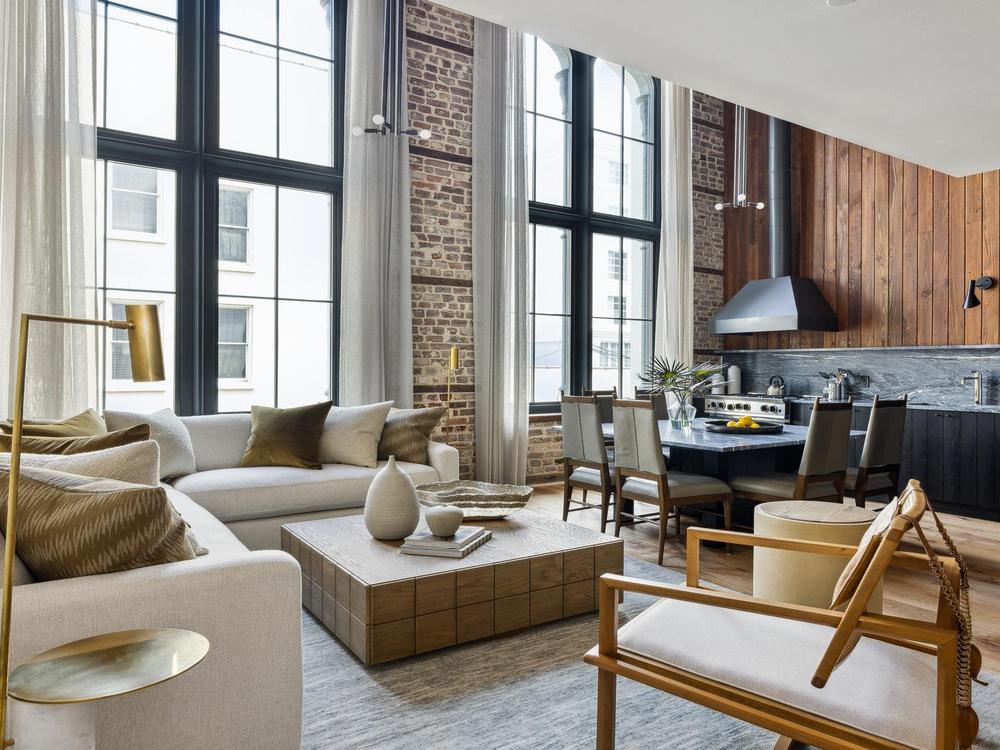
<box><xmin>434</xmin><ymin>0</ymin><xmax>1000</xmax><ymax>177</ymax></box>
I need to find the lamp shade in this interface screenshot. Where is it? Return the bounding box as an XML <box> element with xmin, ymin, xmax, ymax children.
<box><xmin>963</xmin><ymin>280</ymin><xmax>981</xmax><ymax>309</ymax></box>
<box><xmin>124</xmin><ymin>304</ymin><xmax>165</xmax><ymax>382</ymax></box>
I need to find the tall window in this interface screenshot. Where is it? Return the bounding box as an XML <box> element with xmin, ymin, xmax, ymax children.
<box><xmin>96</xmin><ymin>0</ymin><xmax>344</xmax><ymax>414</ymax></box>
<box><xmin>526</xmin><ymin>36</ymin><xmax>659</xmax><ymax>410</ymax></box>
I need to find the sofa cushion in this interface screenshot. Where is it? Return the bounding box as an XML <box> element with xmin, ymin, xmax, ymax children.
<box><xmin>0</xmin><ymin>440</ymin><xmax>160</xmax><ymax>486</ymax></box>
<box><xmin>164</xmin><ymin>487</ymin><xmax>247</xmax><ymax>557</ymax></box>
<box><xmin>378</xmin><ymin>406</ymin><xmax>446</xmax><ymax>464</ymax></box>
<box><xmin>104</xmin><ymin>408</ymin><xmax>196</xmax><ymax>480</ymax></box>
<box><xmin>319</xmin><ymin>401</ymin><xmax>392</xmax><ymax>468</ymax></box>
<box><xmin>2</xmin><ymin>408</ymin><xmax>107</xmax><ymax>437</ymax></box>
<box><xmin>241</xmin><ymin>402</ymin><xmax>332</xmax><ymax>470</ymax></box>
<box><xmin>180</xmin><ymin>413</ymin><xmax>252</xmax><ymax>472</ymax></box>
<box><xmin>170</xmin><ymin>460</ymin><xmax>440</xmax><ymax>523</ymax></box>
<box><xmin>618</xmin><ymin>596</ymin><xmax>936</xmax><ymax>750</ymax></box>
<box><xmin>0</xmin><ymin>424</ymin><xmax>150</xmax><ymax>456</ymax></box>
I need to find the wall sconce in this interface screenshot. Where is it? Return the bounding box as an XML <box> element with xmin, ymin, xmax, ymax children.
<box><xmin>963</xmin><ymin>276</ymin><xmax>995</xmax><ymax>309</ymax></box>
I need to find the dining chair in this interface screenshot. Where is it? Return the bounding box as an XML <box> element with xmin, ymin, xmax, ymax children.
<box><xmin>633</xmin><ymin>388</ymin><xmax>669</xmax><ymax>420</ymax></box>
<box><xmin>730</xmin><ymin>398</ymin><xmax>853</xmax><ymax>503</ymax></box>
<box><xmin>560</xmin><ymin>395</ymin><xmax>615</xmax><ymax>532</ymax></box>
<box><xmin>584</xmin><ymin>387</ymin><xmax>618</xmax><ymax>424</ymax></box>
<box><xmin>846</xmin><ymin>394</ymin><xmax>908</xmax><ymax>508</ymax></box>
<box><xmin>585</xmin><ymin>479</ymin><xmax>981</xmax><ymax>750</ymax></box>
<box><xmin>612</xmin><ymin>399</ymin><xmax>732</xmax><ymax>564</ymax></box>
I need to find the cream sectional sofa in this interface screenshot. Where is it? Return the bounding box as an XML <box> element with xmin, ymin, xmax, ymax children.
<box><xmin>6</xmin><ymin>412</ymin><xmax>459</xmax><ymax>750</ymax></box>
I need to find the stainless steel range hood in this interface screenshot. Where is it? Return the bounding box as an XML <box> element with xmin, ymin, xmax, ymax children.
<box><xmin>711</xmin><ymin>117</ymin><xmax>838</xmax><ymax>335</ymax></box>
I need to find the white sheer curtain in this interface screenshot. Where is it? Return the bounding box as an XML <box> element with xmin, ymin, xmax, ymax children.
<box><xmin>472</xmin><ymin>19</ymin><xmax>529</xmax><ymax>484</ymax></box>
<box><xmin>654</xmin><ymin>82</ymin><xmax>694</xmax><ymax>366</ymax></box>
<box><xmin>0</xmin><ymin>0</ymin><xmax>98</xmax><ymax>418</ymax></box>
<box><xmin>339</xmin><ymin>0</ymin><xmax>413</xmax><ymax>407</ymax></box>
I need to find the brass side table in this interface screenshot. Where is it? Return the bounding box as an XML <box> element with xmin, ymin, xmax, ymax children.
<box><xmin>7</xmin><ymin>628</ymin><xmax>209</xmax><ymax>750</ymax></box>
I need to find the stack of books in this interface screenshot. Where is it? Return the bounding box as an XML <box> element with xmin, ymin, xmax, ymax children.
<box><xmin>400</xmin><ymin>526</ymin><xmax>492</xmax><ymax>558</ymax></box>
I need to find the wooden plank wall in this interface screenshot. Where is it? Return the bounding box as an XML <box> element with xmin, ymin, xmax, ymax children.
<box><xmin>722</xmin><ymin>104</ymin><xmax>1000</xmax><ymax>350</ymax></box>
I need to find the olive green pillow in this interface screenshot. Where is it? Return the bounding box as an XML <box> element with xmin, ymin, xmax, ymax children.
<box><xmin>377</xmin><ymin>406</ymin><xmax>447</xmax><ymax>464</ymax></box>
<box><xmin>0</xmin><ymin>466</ymin><xmax>197</xmax><ymax>582</ymax></box>
<box><xmin>0</xmin><ymin>424</ymin><xmax>150</xmax><ymax>455</ymax></box>
<box><xmin>1</xmin><ymin>408</ymin><xmax>107</xmax><ymax>437</ymax></box>
<box><xmin>241</xmin><ymin>402</ymin><xmax>333</xmax><ymax>469</ymax></box>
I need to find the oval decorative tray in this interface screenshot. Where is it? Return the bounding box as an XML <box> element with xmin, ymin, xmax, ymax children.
<box><xmin>704</xmin><ymin>419</ymin><xmax>784</xmax><ymax>435</ymax></box>
<box><xmin>414</xmin><ymin>480</ymin><xmax>534</xmax><ymax>520</ymax></box>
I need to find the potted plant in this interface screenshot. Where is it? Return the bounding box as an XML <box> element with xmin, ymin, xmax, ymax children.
<box><xmin>639</xmin><ymin>358</ymin><xmax>728</xmax><ymax>429</ymax></box>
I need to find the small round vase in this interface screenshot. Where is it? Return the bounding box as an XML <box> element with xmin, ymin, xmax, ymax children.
<box><xmin>424</xmin><ymin>505</ymin><xmax>464</xmax><ymax>537</ymax></box>
<box><xmin>364</xmin><ymin>456</ymin><xmax>420</xmax><ymax>540</ymax></box>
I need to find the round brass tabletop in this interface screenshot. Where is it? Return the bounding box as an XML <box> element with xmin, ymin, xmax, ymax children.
<box><xmin>8</xmin><ymin>628</ymin><xmax>209</xmax><ymax>705</ymax></box>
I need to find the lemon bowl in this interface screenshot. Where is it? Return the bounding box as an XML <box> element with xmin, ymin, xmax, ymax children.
<box><xmin>704</xmin><ymin>418</ymin><xmax>784</xmax><ymax>435</ymax></box>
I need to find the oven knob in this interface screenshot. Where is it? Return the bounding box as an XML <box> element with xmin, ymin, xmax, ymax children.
<box><xmin>708</xmin><ymin>401</ymin><xmax>717</xmax><ymax>409</ymax></box>
<box><xmin>726</xmin><ymin>403</ymin><xmax>735</xmax><ymax>410</ymax></box>
<box><xmin>741</xmin><ymin>403</ymin><xmax>750</xmax><ymax>410</ymax></box>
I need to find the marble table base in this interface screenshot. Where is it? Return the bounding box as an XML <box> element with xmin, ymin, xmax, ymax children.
<box><xmin>9</xmin><ymin>698</ymin><xmax>94</xmax><ymax>750</ymax></box>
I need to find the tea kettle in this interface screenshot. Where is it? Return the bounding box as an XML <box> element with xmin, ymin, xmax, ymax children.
<box><xmin>766</xmin><ymin>376</ymin><xmax>786</xmax><ymax>397</ymax></box>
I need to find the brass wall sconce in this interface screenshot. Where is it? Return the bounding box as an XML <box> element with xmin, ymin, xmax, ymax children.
<box><xmin>963</xmin><ymin>276</ymin><xmax>995</xmax><ymax>309</ymax></box>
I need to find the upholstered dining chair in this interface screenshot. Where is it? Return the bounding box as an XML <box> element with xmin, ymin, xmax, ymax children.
<box><xmin>633</xmin><ymin>388</ymin><xmax>669</xmax><ymax>420</ymax></box>
<box><xmin>846</xmin><ymin>394</ymin><xmax>908</xmax><ymax>508</ymax></box>
<box><xmin>586</xmin><ymin>480</ymin><xmax>981</xmax><ymax>750</ymax></box>
<box><xmin>561</xmin><ymin>395</ymin><xmax>615</xmax><ymax>532</ymax></box>
<box><xmin>612</xmin><ymin>400</ymin><xmax>732</xmax><ymax>564</ymax></box>
<box><xmin>730</xmin><ymin>398</ymin><xmax>853</xmax><ymax>503</ymax></box>
<box><xmin>584</xmin><ymin>387</ymin><xmax>618</xmax><ymax>424</ymax></box>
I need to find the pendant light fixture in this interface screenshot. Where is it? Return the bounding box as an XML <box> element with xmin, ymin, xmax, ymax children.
<box><xmin>351</xmin><ymin>0</ymin><xmax>431</xmax><ymax>141</ymax></box>
<box><xmin>714</xmin><ymin>105</ymin><xmax>765</xmax><ymax>212</ymax></box>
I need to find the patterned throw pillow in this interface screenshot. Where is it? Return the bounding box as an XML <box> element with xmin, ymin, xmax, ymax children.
<box><xmin>0</xmin><ymin>466</ymin><xmax>198</xmax><ymax>582</ymax></box>
<box><xmin>1</xmin><ymin>408</ymin><xmax>107</xmax><ymax>437</ymax></box>
<box><xmin>0</xmin><ymin>424</ymin><xmax>150</xmax><ymax>456</ymax></box>
<box><xmin>377</xmin><ymin>407</ymin><xmax>447</xmax><ymax>464</ymax></box>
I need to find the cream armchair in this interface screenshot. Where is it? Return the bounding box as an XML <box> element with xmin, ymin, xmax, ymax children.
<box><xmin>585</xmin><ymin>481</ymin><xmax>979</xmax><ymax>750</ymax></box>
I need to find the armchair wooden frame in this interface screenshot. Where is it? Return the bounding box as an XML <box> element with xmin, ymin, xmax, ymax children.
<box><xmin>586</xmin><ymin>495</ymin><xmax>968</xmax><ymax>750</ymax></box>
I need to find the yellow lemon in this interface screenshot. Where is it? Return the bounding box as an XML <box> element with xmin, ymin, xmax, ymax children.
<box><xmin>738</xmin><ymin>415</ymin><xmax>753</xmax><ymax>426</ymax></box>
<box><xmin>750</xmin><ymin>423</ymin><xmax>760</xmax><ymax>429</ymax></box>
<box><xmin>726</xmin><ymin>420</ymin><xmax>738</xmax><ymax>428</ymax></box>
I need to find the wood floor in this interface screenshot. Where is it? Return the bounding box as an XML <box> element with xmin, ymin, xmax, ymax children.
<box><xmin>526</xmin><ymin>483</ymin><xmax>1000</xmax><ymax>672</ymax></box>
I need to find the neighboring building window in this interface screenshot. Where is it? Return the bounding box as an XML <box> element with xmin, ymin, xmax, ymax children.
<box><xmin>218</xmin><ymin>187</ymin><xmax>250</xmax><ymax>263</ymax></box>
<box><xmin>525</xmin><ymin>35</ymin><xmax>659</xmax><ymax>409</ymax></box>
<box><xmin>218</xmin><ymin>306</ymin><xmax>250</xmax><ymax>380</ymax></box>
<box><xmin>110</xmin><ymin>163</ymin><xmax>160</xmax><ymax>235</ymax></box>
<box><xmin>109</xmin><ymin>303</ymin><xmax>134</xmax><ymax>380</ymax></box>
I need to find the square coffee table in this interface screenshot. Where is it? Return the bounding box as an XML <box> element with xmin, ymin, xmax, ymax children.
<box><xmin>281</xmin><ymin>511</ymin><xmax>624</xmax><ymax>665</ymax></box>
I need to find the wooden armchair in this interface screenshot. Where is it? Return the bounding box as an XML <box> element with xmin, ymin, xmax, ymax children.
<box><xmin>585</xmin><ymin>480</ymin><xmax>980</xmax><ymax>750</ymax></box>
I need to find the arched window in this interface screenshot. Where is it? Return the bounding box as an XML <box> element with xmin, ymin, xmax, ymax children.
<box><xmin>524</xmin><ymin>35</ymin><xmax>572</xmax><ymax>206</ymax></box>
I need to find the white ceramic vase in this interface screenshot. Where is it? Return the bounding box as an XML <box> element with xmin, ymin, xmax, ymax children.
<box><xmin>364</xmin><ymin>456</ymin><xmax>420</xmax><ymax>540</ymax></box>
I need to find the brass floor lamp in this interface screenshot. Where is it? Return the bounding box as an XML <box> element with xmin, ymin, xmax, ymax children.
<box><xmin>0</xmin><ymin>305</ymin><xmax>165</xmax><ymax>747</ymax></box>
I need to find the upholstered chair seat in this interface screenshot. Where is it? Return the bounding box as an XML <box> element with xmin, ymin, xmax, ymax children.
<box><xmin>622</xmin><ymin>474</ymin><xmax>730</xmax><ymax>502</ymax></box>
<box><xmin>569</xmin><ymin>465</ymin><xmax>615</xmax><ymax>488</ymax></box>
<box><xmin>617</xmin><ymin>597</ymin><xmax>936</xmax><ymax>750</ymax></box>
<box><xmin>729</xmin><ymin>472</ymin><xmax>839</xmax><ymax>500</ymax></box>
<box><xmin>845</xmin><ymin>466</ymin><xmax>895</xmax><ymax>493</ymax></box>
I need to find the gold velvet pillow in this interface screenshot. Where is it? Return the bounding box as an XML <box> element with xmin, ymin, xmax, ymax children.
<box><xmin>241</xmin><ymin>402</ymin><xmax>333</xmax><ymax>469</ymax></box>
<box><xmin>377</xmin><ymin>406</ymin><xmax>446</xmax><ymax>464</ymax></box>
<box><xmin>0</xmin><ymin>466</ymin><xmax>197</xmax><ymax>582</ymax></box>
<box><xmin>0</xmin><ymin>424</ymin><xmax>150</xmax><ymax>456</ymax></box>
<box><xmin>1</xmin><ymin>408</ymin><xmax>107</xmax><ymax>437</ymax></box>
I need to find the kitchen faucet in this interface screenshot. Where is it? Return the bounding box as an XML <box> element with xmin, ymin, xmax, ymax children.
<box><xmin>962</xmin><ymin>370</ymin><xmax>983</xmax><ymax>405</ymax></box>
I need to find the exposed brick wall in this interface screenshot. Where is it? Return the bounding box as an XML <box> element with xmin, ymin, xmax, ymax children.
<box><xmin>403</xmin><ymin>4</ymin><xmax>728</xmax><ymax>481</ymax></box>
<box><xmin>406</xmin><ymin>0</ymin><xmax>476</xmax><ymax>478</ymax></box>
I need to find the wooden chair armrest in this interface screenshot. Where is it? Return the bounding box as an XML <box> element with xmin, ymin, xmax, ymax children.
<box><xmin>683</xmin><ymin>527</ymin><xmax>931</xmax><ymax>588</ymax></box>
<box><xmin>597</xmin><ymin>573</ymin><xmax>957</xmax><ymax>649</ymax></box>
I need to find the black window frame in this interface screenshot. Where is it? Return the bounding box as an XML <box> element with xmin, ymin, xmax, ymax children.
<box><xmin>96</xmin><ymin>0</ymin><xmax>346</xmax><ymax>415</ymax></box>
<box><xmin>528</xmin><ymin>46</ymin><xmax>662</xmax><ymax>414</ymax></box>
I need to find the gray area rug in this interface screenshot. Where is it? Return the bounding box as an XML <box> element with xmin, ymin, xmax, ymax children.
<box><xmin>302</xmin><ymin>557</ymin><xmax>1000</xmax><ymax>749</ymax></box>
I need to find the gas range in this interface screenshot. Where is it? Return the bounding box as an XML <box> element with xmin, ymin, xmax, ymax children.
<box><xmin>703</xmin><ymin>393</ymin><xmax>792</xmax><ymax>423</ymax></box>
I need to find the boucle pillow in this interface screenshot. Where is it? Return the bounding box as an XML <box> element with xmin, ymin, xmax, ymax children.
<box><xmin>377</xmin><ymin>407</ymin><xmax>446</xmax><ymax>464</ymax></box>
<box><xmin>1</xmin><ymin>408</ymin><xmax>107</xmax><ymax>437</ymax></box>
<box><xmin>0</xmin><ymin>440</ymin><xmax>160</xmax><ymax>486</ymax></box>
<box><xmin>104</xmin><ymin>409</ymin><xmax>196</xmax><ymax>480</ymax></box>
<box><xmin>0</xmin><ymin>424</ymin><xmax>150</xmax><ymax>456</ymax></box>
<box><xmin>319</xmin><ymin>402</ymin><xmax>392</xmax><ymax>467</ymax></box>
<box><xmin>0</xmin><ymin>466</ymin><xmax>198</xmax><ymax>582</ymax></box>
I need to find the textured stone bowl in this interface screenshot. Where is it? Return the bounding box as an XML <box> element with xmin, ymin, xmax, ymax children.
<box><xmin>415</xmin><ymin>480</ymin><xmax>534</xmax><ymax>520</ymax></box>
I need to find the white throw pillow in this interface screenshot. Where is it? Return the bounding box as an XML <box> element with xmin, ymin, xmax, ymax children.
<box><xmin>103</xmin><ymin>409</ymin><xmax>196</xmax><ymax>480</ymax></box>
<box><xmin>0</xmin><ymin>440</ymin><xmax>161</xmax><ymax>486</ymax></box>
<box><xmin>319</xmin><ymin>401</ymin><xmax>393</xmax><ymax>467</ymax></box>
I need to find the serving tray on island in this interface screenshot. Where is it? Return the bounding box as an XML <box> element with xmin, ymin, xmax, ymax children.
<box><xmin>704</xmin><ymin>419</ymin><xmax>784</xmax><ymax>435</ymax></box>
<box><xmin>414</xmin><ymin>480</ymin><xmax>533</xmax><ymax>520</ymax></box>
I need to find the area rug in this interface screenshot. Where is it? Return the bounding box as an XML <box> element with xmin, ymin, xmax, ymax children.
<box><xmin>301</xmin><ymin>557</ymin><xmax>1000</xmax><ymax>749</ymax></box>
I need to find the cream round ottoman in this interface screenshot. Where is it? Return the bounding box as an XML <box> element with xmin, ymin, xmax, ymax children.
<box><xmin>753</xmin><ymin>501</ymin><xmax>882</xmax><ymax>611</ymax></box>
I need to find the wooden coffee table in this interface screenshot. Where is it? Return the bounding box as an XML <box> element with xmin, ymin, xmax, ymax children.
<box><xmin>281</xmin><ymin>511</ymin><xmax>624</xmax><ymax>665</ymax></box>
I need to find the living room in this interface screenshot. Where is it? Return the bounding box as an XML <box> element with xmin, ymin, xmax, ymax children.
<box><xmin>1</xmin><ymin>0</ymin><xmax>998</xmax><ymax>748</ymax></box>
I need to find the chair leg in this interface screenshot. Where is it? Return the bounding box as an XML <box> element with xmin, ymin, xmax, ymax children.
<box><xmin>613</xmin><ymin>473</ymin><xmax>623</xmax><ymax>537</ymax></box>
<box><xmin>600</xmin><ymin>486</ymin><xmax>611</xmax><ymax>534</ymax></box>
<box><xmin>723</xmin><ymin>495</ymin><xmax>733</xmax><ymax>530</ymax></box>
<box><xmin>772</xmin><ymin>737</ymin><xmax>804</xmax><ymax>750</ymax></box>
<box><xmin>562</xmin><ymin>482</ymin><xmax>572</xmax><ymax>522</ymax></box>
<box><xmin>657</xmin><ymin>505</ymin><xmax>668</xmax><ymax>566</ymax></box>
<box><xmin>596</xmin><ymin>668</ymin><xmax>617</xmax><ymax>750</ymax></box>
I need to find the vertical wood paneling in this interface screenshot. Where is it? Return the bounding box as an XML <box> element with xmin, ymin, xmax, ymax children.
<box><xmin>965</xmin><ymin>175</ymin><xmax>983</xmax><ymax>344</ymax></box>
<box><xmin>721</xmin><ymin>114</ymin><xmax>998</xmax><ymax>350</ymax></box>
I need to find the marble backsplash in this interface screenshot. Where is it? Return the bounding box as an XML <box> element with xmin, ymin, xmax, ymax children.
<box><xmin>722</xmin><ymin>346</ymin><xmax>1000</xmax><ymax>410</ymax></box>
